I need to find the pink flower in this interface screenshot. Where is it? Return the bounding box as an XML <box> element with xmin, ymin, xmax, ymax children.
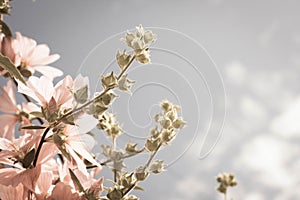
<box><xmin>18</xmin><ymin>75</ymin><xmax>74</xmax><ymax>108</ymax></box>
<box><xmin>14</xmin><ymin>32</ymin><xmax>62</xmax><ymax>80</ymax></box>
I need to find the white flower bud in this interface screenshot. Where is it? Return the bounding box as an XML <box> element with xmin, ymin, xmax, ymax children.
<box><xmin>149</xmin><ymin>160</ymin><xmax>165</xmax><ymax>174</ymax></box>
<box><xmin>118</xmin><ymin>74</ymin><xmax>135</xmax><ymax>93</ymax></box>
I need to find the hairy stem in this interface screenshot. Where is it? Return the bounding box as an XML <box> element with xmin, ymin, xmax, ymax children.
<box><xmin>143</xmin><ymin>142</ymin><xmax>162</xmax><ymax>170</ymax></box>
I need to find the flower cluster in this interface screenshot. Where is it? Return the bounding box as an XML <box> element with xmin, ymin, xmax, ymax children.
<box><xmin>0</xmin><ymin>2</ymin><xmax>186</xmax><ymax>200</ymax></box>
<box><xmin>216</xmin><ymin>173</ymin><xmax>238</xmax><ymax>200</ymax></box>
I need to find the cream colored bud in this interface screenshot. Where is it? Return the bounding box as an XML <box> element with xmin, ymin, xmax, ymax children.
<box><xmin>125</xmin><ymin>143</ymin><xmax>139</xmax><ymax>153</ymax></box>
<box><xmin>120</xmin><ymin>173</ymin><xmax>135</xmax><ymax>188</ymax></box>
<box><xmin>149</xmin><ymin>160</ymin><xmax>165</xmax><ymax>174</ymax></box>
<box><xmin>135</xmin><ymin>166</ymin><xmax>149</xmax><ymax>181</ymax></box>
<box><xmin>143</xmin><ymin>31</ymin><xmax>156</xmax><ymax>45</ymax></box>
<box><xmin>161</xmin><ymin>129</ymin><xmax>176</xmax><ymax>143</ymax></box>
<box><xmin>118</xmin><ymin>74</ymin><xmax>135</xmax><ymax>93</ymax></box>
<box><xmin>135</xmin><ymin>49</ymin><xmax>150</xmax><ymax>64</ymax></box>
<box><xmin>107</xmin><ymin>124</ymin><xmax>122</xmax><ymax>137</ymax></box>
<box><xmin>145</xmin><ymin>137</ymin><xmax>161</xmax><ymax>152</ymax></box>
<box><xmin>107</xmin><ymin>188</ymin><xmax>123</xmax><ymax>200</ymax></box>
<box><xmin>173</xmin><ymin>117</ymin><xmax>186</xmax><ymax>129</ymax></box>
<box><xmin>166</xmin><ymin>110</ymin><xmax>177</xmax><ymax>121</ymax></box>
<box><xmin>160</xmin><ymin>119</ymin><xmax>171</xmax><ymax>129</ymax></box>
<box><xmin>116</xmin><ymin>50</ymin><xmax>132</xmax><ymax>70</ymax></box>
<box><xmin>150</xmin><ymin>126</ymin><xmax>160</xmax><ymax>138</ymax></box>
<box><xmin>101</xmin><ymin>72</ymin><xmax>118</xmax><ymax>89</ymax></box>
<box><xmin>160</xmin><ymin>100</ymin><xmax>173</xmax><ymax>112</ymax></box>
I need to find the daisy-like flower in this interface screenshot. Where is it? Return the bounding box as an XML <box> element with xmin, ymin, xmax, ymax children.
<box><xmin>14</xmin><ymin>32</ymin><xmax>62</xmax><ymax>80</ymax></box>
<box><xmin>17</xmin><ymin>75</ymin><xmax>74</xmax><ymax>110</ymax></box>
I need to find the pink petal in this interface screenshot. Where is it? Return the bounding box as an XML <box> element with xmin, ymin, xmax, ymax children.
<box><xmin>29</xmin><ymin>44</ymin><xmax>50</xmax><ymax>62</ymax></box>
<box><xmin>0</xmin><ymin>138</ymin><xmax>13</xmax><ymax>150</ymax></box>
<box><xmin>67</xmin><ymin>145</ymin><xmax>87</xmax><ymax>174</ymax></box>
<box><xmin>21</xmin><ymin>102</ymin><xmax>40</xmax><ymax>113</ymax></box>
<box><xmin>0</xmin><ymin>80</ymin><xmax>17</xmax><ymax>113</ymax></box>
<box><xmin>36</xmin><ymin>143</ymin><xmax>58</xmax><ymax>165</ymax></box>
<box><xmin>89</xmin><ymin>177</ymin><xmax>104</xmax><ymax>196</ymax></box>
<box><xmin>69</xmin><ymin>135</ymin><xmax>99</xmax><ymax>167</ymax></box>
<box><xmin>13</xmin><ymin>165</ymin><xmax>41</xmax><ymax>191</ymax></box>
<box><xmin>17</xmin><ymin>79</ymin><xmax>43</xmax><ymax>105</ymax></box>
<box><xmin>35</xmin><ymin>171</ymin><xmax>52</xmax><ymax>197</ymax></box>
<box><xmin>54</xmin><ymin>75</ymin><xmax>73</xmax><ymax>106</ymax></box>
<box><xmin>0</xmin><ymin>183</ymin><xmax>24</xmax><ymax>200</ymax></box>
<box><xmin>0</xmin><ymin>168</ymin><xmax>18</xmax><ymax>186</ymax></box>
<box><xmin>15</xmin><ymin>32</ymin><xmax>37</xmax><ymax>59</ymax></box>
<box><xmin>74</xmin><ymin>74</ymin><xmax>89</xmax><ymax>91</ymax></box>
<box><xmin>31</xmin><ymin>51</ymin><xmax>60</xmax><ymax>66</ymax></box>
<box><xmin>51</xmin><ymin>182</ymin><xmax>73</xmax><ymax>200</ymax></box>
<box><xmin>0</xmin><ymin>114</ymin><xmax>18</xmax><ymax>140</ymax></box>
<box><xmin>18</xmin><ymin>76</ymin><xmax>55</xmax><ymax>105</ymax></box>
<box><xmin>34</xmin><ymin>65</ymin><xmax>63</xmax><ymax>80</ymax></box>
<box><xmin>76</xmin><ymin>114</ymin><xmax>98</xmax><ymax>134</ymax></box>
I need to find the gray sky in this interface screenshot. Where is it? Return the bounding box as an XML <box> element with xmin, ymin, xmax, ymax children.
<box><xmin>5</xmin><ymin>0</ymin><xmax>300</xmax><ymax>199</ymax></box>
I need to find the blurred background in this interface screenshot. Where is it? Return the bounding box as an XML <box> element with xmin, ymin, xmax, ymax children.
<box><xmin>5</xmin><ymin>0</ymin><xmax>300</xmax><ymax>199</ymax></box>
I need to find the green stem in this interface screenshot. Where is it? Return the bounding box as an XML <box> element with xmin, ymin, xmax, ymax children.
<box><xmin>112</xmin><ymin>136</ymin><xmax>117</xmax><ymax>183</ymax></box>
<box><xmin>123</xmin><ymin>181</ymin><xmax>137</xmax><ymax>197</ymax></box>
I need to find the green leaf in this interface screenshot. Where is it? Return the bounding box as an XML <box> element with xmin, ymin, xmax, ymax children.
<box><xmin>133</xmin><ymin>185</ymin><xmax>144</xmax><ymax>191</ymax></box>
<box><xmin>19</xmin><ymin>67</ymin><xmax>32</xmax><ymax>78</ymax></box>
<box><xmin>69</xmin><ymin>168</ymin><xmax>85</xmax><ymax>193</ymax></box>
<box><xmin>74</xmin><ymin>85</ymin><xmax>88</xmax><ymax>104</ymax></box>
<box><xmin>20</xmin><ymin>148</ymin><xmax>35</xmax><ymax>168</ymax></box>
<box><xmin>0</xmin><ymin>19</ymin><xmax>12</xmax><ymax>37</ymax></box>
<box><xmin>30</xmin><ymin>111</ymin><xmax>44</xmax><ymax>118</ymax></box>
<box><xmin>21</xmin><ymin>125</ymin><xmax>46</xmax><ymax>130</ymax></box>
<box><xmin>0</xmin><ymin>53</ymin><xmax>26</xmax><ymax>84</ymax></box>
<box><xmin>61</xmin><ymin>115</ymin><xmax>75</xmax><ymax>125</ymax></box>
